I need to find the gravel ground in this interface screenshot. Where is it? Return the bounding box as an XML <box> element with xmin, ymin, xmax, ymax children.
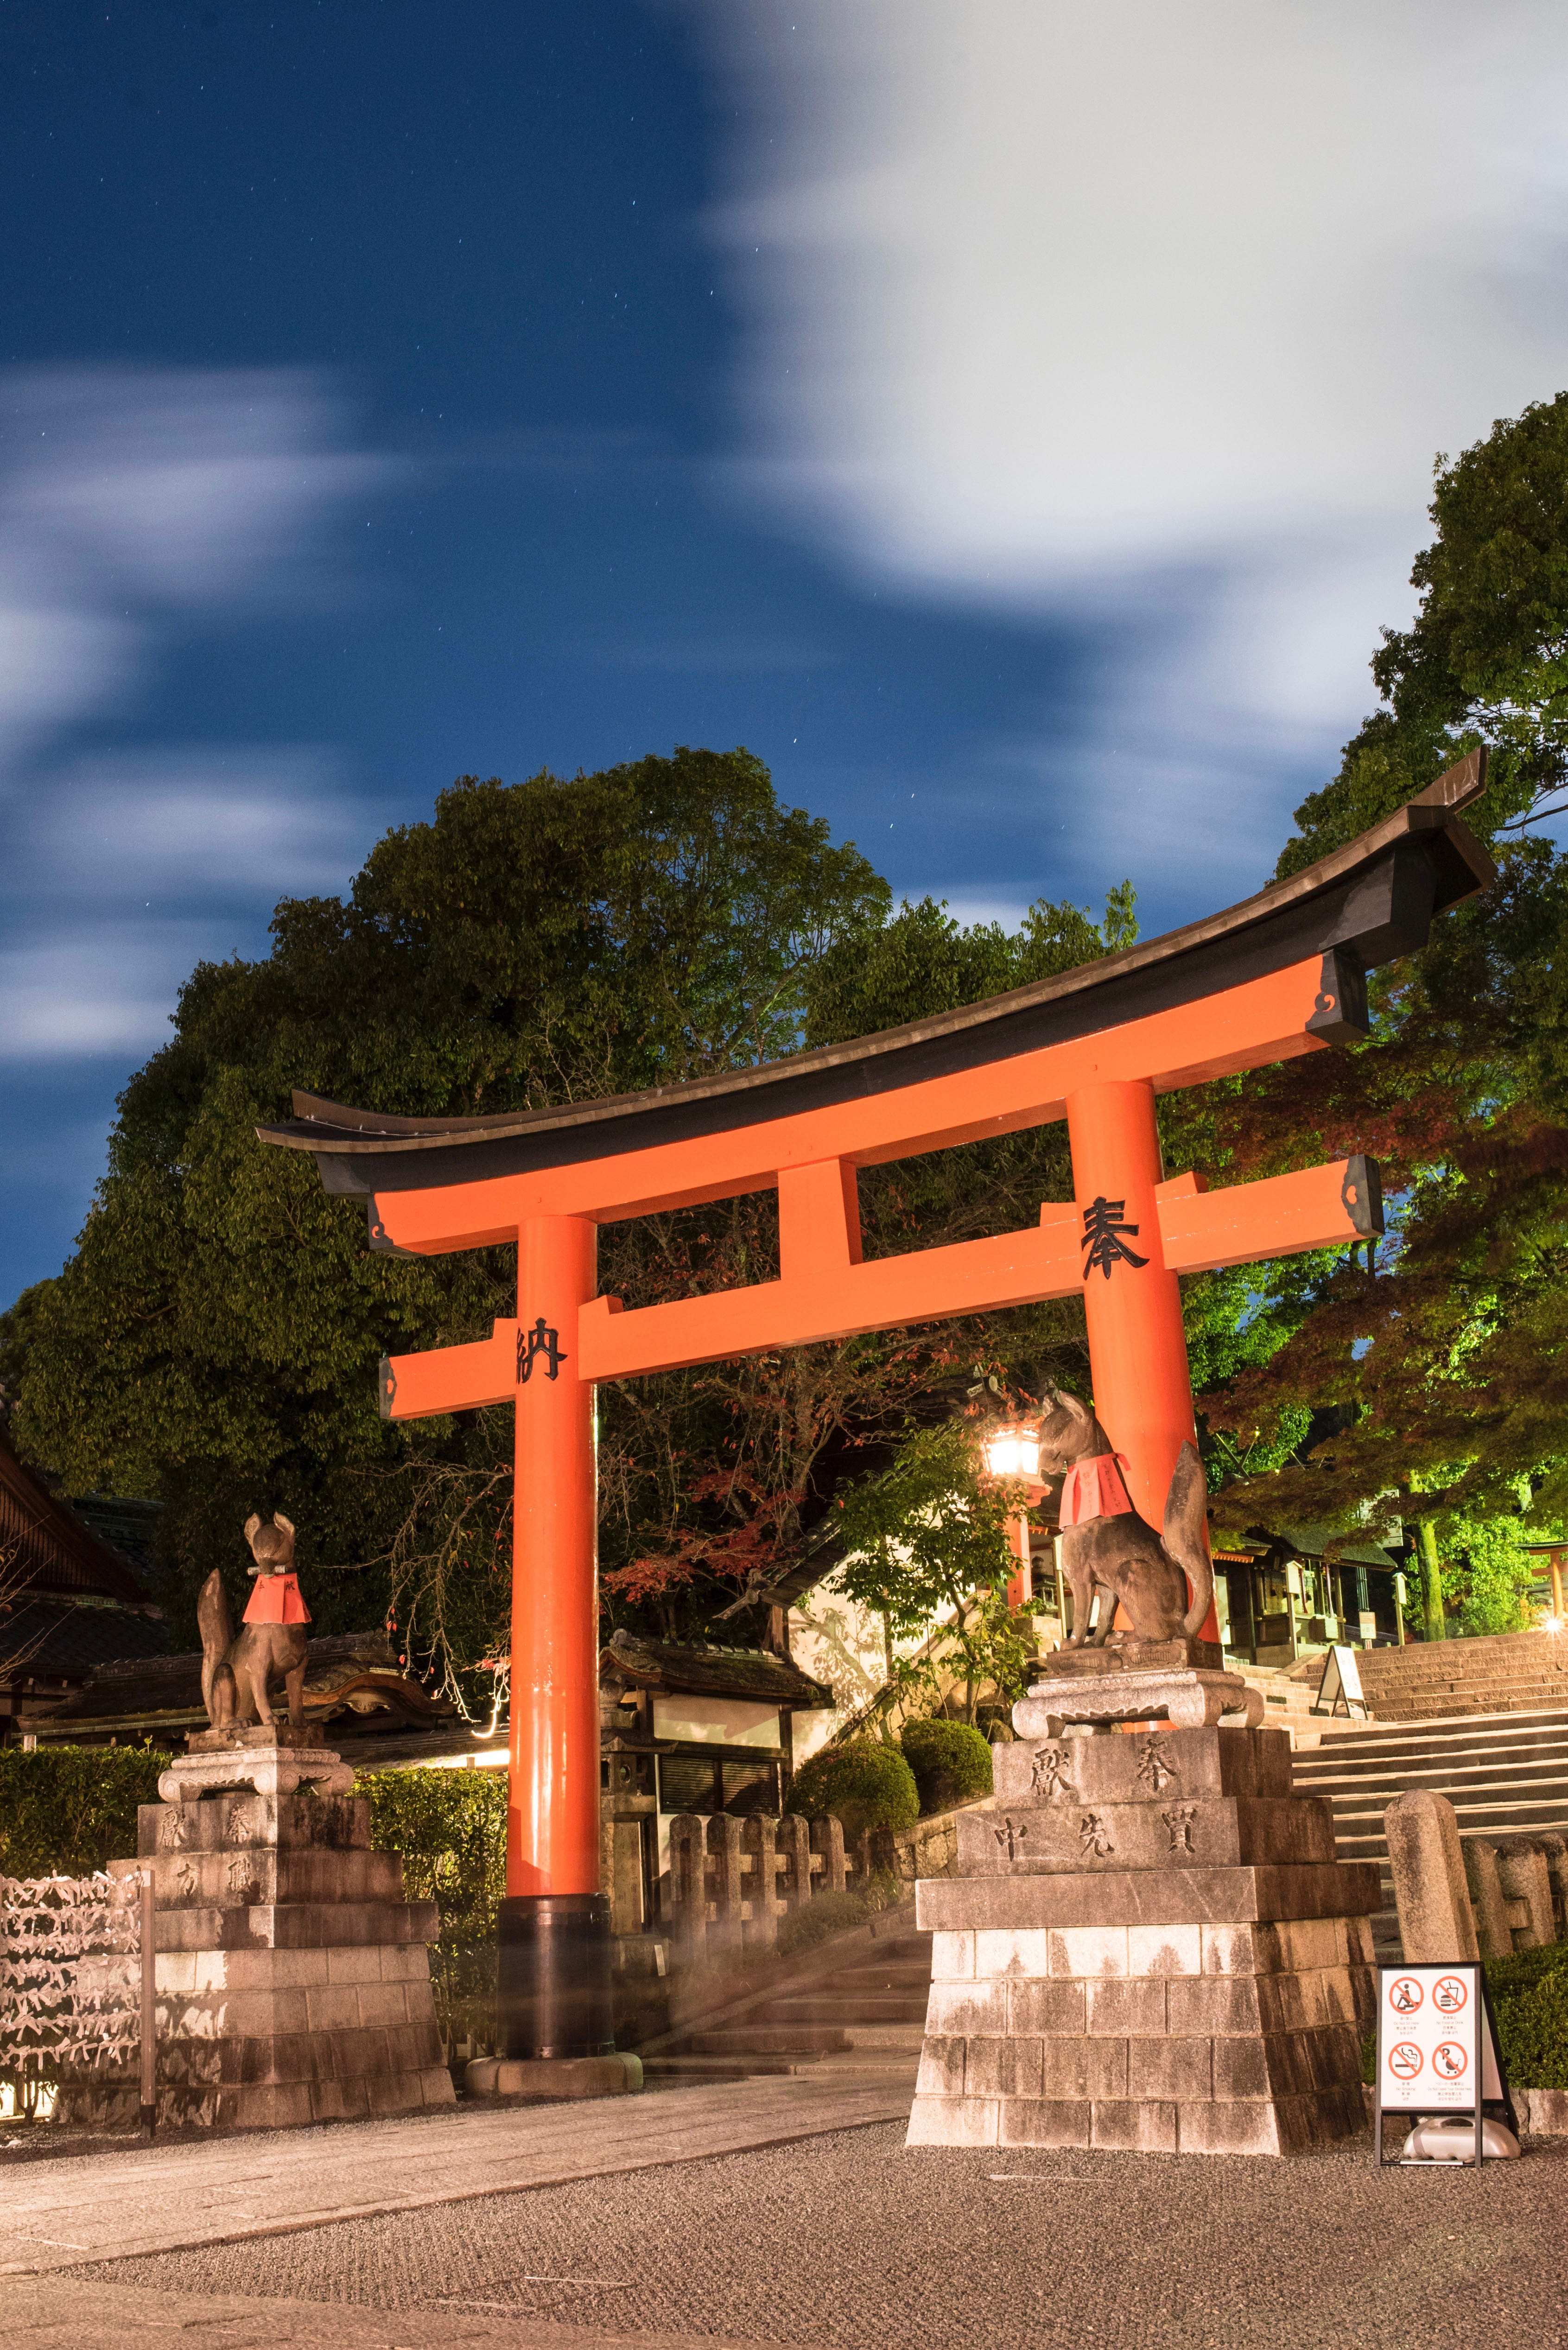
<box><xmin>82</xmin><ymin>2120</ymin><xmax>1568</xmax><ymax>2350</ymax></box>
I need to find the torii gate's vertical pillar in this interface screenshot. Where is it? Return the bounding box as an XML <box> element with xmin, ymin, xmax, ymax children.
<box><xmin>496</xmin><ymin>1214</ymin><xmax>614</xmax><ymax>2058</ymax></box>
<box><xmin>1066</xmin><ymin>1080</ymin><xmax>1220</xmax><ymax>1643</ymax></box>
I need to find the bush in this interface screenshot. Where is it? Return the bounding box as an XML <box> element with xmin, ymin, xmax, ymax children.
<box><xmin>786</xmin><ymin>1740</ymin><xmax>919</xmax><ymax>1841</ymax></box>
<box><xmin>900</xmin><ymin>1718</ymin><xmax>993</xmax><ymax>1815</ymax></box>
<box><xmin>776</xmin><ymin>1878</ymin><xmax>899</xmax><ymax>1959</ymax></box>
<box><xmin>356</xmin><ymin>1765</ymin><xmax>508</xmax><ymax>2059</ymax></box>
<box><xmin>1486</xmin><ymin>1947</ymin><xmax>1568</xmax><ymax>2090</ymax></box>
<box><xmin>0</xmin><ymin>1745</ymin><xmax>171</xmax><ymax>1878</ymax></box>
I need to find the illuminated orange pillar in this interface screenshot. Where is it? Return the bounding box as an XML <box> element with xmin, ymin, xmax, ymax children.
<box><xmin>1066</xmin><ymin>1078</ymin><xmax>1219</xmax><ymax>1643</ymax></box>
<box><xmin>1007</xmin><ymin>1513</ymin><xmax>1031</xmax><ymax>1613</ymax></box>
<box><xmin>498</xmin><ymin>1214</ymin><xmax>612</xmax><ymax>2058</ymax></box>
<box><xmin>509</xmin><ymin>1214</ymin><xmax>600</xmax><ymax>1896</ymax></box>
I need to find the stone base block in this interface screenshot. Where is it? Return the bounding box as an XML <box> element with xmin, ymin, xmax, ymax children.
<box><xmin>917</xmin><ymin>1863</ymin><xmax>1383</xmax><ymax>1932</ymax></box>
<box><xmin>907</xmin><ymin>2086</ymin><xmax>1365</xmax><ymax>2154</ymax></box>
<box><xmin>99</xmin><ymin>1751</ymin><xmax>456</xmax><ymax>2133</ymax></box>
<box><xmin>465</xmin><ymin>2053</ymin><xmax>643</xmax><ymax>2101</ymax></box>
<box><xmin>158</xmin><ymin>1743</ymin><xmax>353</xmax><ymax>1800</ymax></box>
<box><xmin>909</xmin><ymin>1886</ymin><xmax>1375</xmax><ymax>2158</ymax></box>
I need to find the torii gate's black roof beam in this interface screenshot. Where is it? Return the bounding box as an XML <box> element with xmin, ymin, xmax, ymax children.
<box><xmin>258</xmin><ymin>756</ymin><xmax>1492</xmax><ymax>1196</ymax></box>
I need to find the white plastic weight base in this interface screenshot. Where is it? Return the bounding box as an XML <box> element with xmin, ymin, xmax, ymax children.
<box><xmin>1403</xmin><ymin>2115</ymin><xmax>1521</xmax><ymax>2161</ymax></box>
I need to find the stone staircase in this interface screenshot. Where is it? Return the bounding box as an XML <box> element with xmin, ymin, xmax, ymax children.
<box><xmin>1353</xmin><ymin>1629</ymin><xmax>1568</xmax><ymax>1722</ymax></box>
<box><xmin>1292</xmin><ymin>1706</ymin><xmax>1568</xmax><ymax>1960</ymax></box>
<box><xmin>641</xmin><ymin>1919</ymin><xmax>930</xmax><ymax>2084</ymax></box>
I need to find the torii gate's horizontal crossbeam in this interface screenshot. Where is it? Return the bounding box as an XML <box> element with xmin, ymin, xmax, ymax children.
<box><xmin>342</xmin><ymin>953</ymin><xmax>1351</xmax><ymax>1255</ymax></box>
<box><xmin>376</xmin><ymin>1154</ymin><xmax>1382</xmax><ymax>1412</ymax></box>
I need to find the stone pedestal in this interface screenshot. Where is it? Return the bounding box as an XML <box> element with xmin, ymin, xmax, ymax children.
<box><xmin>132</xmin><ymin>1743</ymin><xmax>457</xmax><ymax>2130</ymax></box>
<box><xmin>908</xmin><ymin>1677</ymin><xmax>1380</xmax><ymax>2156</ymax></box>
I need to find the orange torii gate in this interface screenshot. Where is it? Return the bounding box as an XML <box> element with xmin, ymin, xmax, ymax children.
<box><xmin>260</xmin><ymin>758</ymin><xmax>1491</xmax><ymax>2057</ymax></box>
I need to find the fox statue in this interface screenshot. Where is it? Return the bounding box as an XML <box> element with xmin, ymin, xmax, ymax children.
<box><xmin>197</xmin><ymin>1509</ymin><xmax>311</xmax><ymax>1737</ymax></box>
<box><xmin>1035</xmin><ymin>1388</ymin><xmax>1213</xmax><ymax>1648</ymax></box>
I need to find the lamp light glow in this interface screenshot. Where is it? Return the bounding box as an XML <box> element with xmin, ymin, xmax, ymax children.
<box><xmin>984</xmin><ymin>1427</ymin><xmax>1039</xmax><ymax>1480</ymax></box>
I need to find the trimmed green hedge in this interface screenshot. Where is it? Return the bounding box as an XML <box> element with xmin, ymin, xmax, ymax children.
<box><xmin>1486</xmin><ymin>1946</ymin><xmax>1568</xmax><ymax>2091</ymax></box>
<box><xmin>0</xmin><ymin>1745</ymin><xmax>171</xmax><ymax>1879</ymax></box>
<box><xmin>355</xmin><ymin>1766</ymin><xmax>508</xmax><ymax>2059</ymax></box>
<box><xmin>900</xmin><ymin>1718</ymin><xmax>992</xmax><ymax>1815</ymax></box>
<box><xmin>786</xmin><ymin>1739</ymin><xmax>919</xmax><ymax>1841</ymax></box>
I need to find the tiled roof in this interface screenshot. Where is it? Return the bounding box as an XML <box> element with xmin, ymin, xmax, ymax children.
<box><xmin>600</xmin><ymin>1629</ymin><xmax>833</xmax><ymax>1707</ymax></box>
<box><xmin>0</xmin><ymin>1437</ymin><xmax>155</xmax><ymax>1607</ymax></box>
<box><xmin>26</xmin><ymin>1627</ymin><xmax>455</xmax><ymax>1740</ymax></box>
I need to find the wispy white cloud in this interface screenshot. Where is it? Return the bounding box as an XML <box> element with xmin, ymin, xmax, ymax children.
<box><xmin>0</xmin><ymin>929</ymin><xmax>215</xmax><ymax>1061</ymax></box>
<box><xmin>0</xmin><ymin>367</ymin><xmax>392</xmax><ymax>1065</ymax></box>
<box><xmin>676</xmin><ymin>0</ymin><xmax>1568</xmax><ymax>899</ymax></box>
<box><xmin>0</xmin><ymin>745</ymin><xmax>368</xmax><ymax>1063</ymax></box>
<box><xmin>0</xmin><ymin>367</ymin><xmax>392</xmax><ymax>783</ymax></box>
<box><xmin>29</xmin><ymin>747</ymin><xmax>366</xmax><ymax>904</ymax></box>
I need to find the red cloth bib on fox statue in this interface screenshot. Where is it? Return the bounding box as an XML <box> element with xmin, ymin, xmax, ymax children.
<box><xmin>1056</xmin><ymin>1452</ymin><xmax>1135</xmax><ymax>1527</ymax></box>
<box><xmin>242</xmin><ymin>1571</ymin><xmax>311</xmax><ymax>1625</ymax></box>
<box><xmin>241</xmin><ymin>1511</ymin><xmax>312</xmax><ymax>1625</ymax></box>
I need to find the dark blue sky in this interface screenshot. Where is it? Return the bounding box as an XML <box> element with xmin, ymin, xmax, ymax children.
<box><xmin>5</xmin><ymin>0</ymin><xmax>1562</xmax><ymax>1307</ymax></box>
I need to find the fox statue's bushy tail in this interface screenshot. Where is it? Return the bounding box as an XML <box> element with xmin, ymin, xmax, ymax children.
<box><xmin>197</xmin><ymin>1568</ymin><xmax>236</xmax><ymax>1724</ymax></box>
<box><xmin>1162</xmin><ymin>1440</ymin><xmax>1215</xmax><ymax>1639</ymax></box>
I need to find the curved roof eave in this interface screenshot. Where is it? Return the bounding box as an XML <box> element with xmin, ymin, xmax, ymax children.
<box><xmin>255</xmin><ymin>755</ymin><xmax>1493</xmax><ymax>1184</ymax></box>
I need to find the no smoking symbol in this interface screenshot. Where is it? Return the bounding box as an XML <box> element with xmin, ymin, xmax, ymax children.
<box><xmin>1389</xmin><ymin>1977</ymin><xmax>1423</xmax><ymax>2015</ymax></box>
<box><xmin>1389</xmin><ymin>2042</ymin><xmax>1423</xmax><ymax>2081</ymax></box>
<box><xmin>1433</xmin><ymin>1975</ymin><xmax>1468</xmax><ymax>2015</ymax></box>
<box><xmin>1434</xmin><ymin>2042</ymin><xmax>1469</xmax><ymax>2081</ymax></box>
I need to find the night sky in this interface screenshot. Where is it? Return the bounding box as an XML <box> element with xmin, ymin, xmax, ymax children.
<box><xmin>5</xmin><ymin>1</ymin><xmax>1568</xmax><ymax>1304</ymax></box>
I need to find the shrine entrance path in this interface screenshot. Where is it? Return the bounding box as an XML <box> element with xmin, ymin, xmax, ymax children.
<box><xmin>0</xmin><ymin>2073</ymin><xmax>910</xmax><ymax>2277</ymax></box>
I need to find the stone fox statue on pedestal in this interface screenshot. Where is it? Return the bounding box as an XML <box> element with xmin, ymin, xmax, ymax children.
<box><xmin>197</xmin><ymin>1510</ymin><xmax>312</xmax><ymax>1734</ymax></box>
<box><xmin>1035</xmin><ymin>1390</ymin><xmax>1213</xmax><ymax>1647</ymax></box>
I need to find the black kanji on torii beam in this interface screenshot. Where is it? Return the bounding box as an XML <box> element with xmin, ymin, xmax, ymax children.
<box><xmin>1081</xmin><ymin>1195</ymin><xmax>1149</xmax><ymax>1280</ymax></box>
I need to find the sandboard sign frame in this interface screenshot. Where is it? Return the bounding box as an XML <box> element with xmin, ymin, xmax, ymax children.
<box><xmin>1314</xmin><ymin>1644</ymin><xmax>1368</xmax><ymax>1720</ymax></box>
<box><xmin>1374</xmin><ymin>1962</ymin><xmax>1518</xmax><ymax>2166</ymax></box>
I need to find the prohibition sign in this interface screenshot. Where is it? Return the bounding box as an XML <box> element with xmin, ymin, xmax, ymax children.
<box><xmin>1389</xmin><ymin>2042</ymin><xmax>1423</xmax><ymax>2082</ymax></box>
<box><xmin>1433</xmin><ymin>1975</ymin><xmax>1468</xmax><ymax>2015</ymax></box>
<box><xmin>1389</xmin><ymin>1977</ymin><xmax>1423</xmax><ymax>2016</ymax></box>
<box><xmin>1434</xmin><ymin>2042</ymin><xmax>1469</xmax><ymax>2081</ymax></box>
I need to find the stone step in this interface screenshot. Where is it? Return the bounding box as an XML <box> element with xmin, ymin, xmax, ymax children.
<box><xmin>1326</xmin><ymin>1777</ymin><xmax>1568</xmax><ymax>1814</ymax></box>
<box><xmin>1313</xmin><ymin>1705</ymin><xmax>1568</xmax><ymax>1736</ymax></box>
<box><xmin>755</xmin><ymin>1993</ymin><xmax>929</xmax><ymax>2025</ymax></box>
<box><xmin>1301</xmin><ymin>1753</ymin><xmax>1568</xmax><ymax>1782</ymax></box>
<box><xmin>819</xmin><ymin>1961</ymin><xmax>933</xmax><ymax>1993</ymax></box>
<box><xmin>642</xmin><ymin>2050</ymin><xmax>920</xmax><ymax>2082</ymax></box>
<box><xmin>1365</xmin><ymin>1694</ymin><xmax>1568</xmax><ymax>1720</ymax></box>
<box><xmin>1309</xmin><ymin>1764</ymin><xmax>1568</xmax><ymax>1793</ymax></box>
<box><xmin>683</xmin><ymin>2024</ymin><xmax>852</xmax><ymax>2055</ymax></box>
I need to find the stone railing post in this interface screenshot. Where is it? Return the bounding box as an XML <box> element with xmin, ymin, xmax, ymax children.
<box><xmin>1537</xmin><ymin>1831</ymin><xmax>1568</xmax><ymax>1940</ymax></box>
<box><xmin>1494</xmin><ymin>1837</ymin><xmax>1555</xmax><ymax>1947</ymax></box>
<box><xmin>742</xmin><ymin>1816</ymin><xmax>781</xmax><ymax>1946</ymax></box>
<box><xmin>1461</xmin><ymin>1837</ymin><xmax>1513</xmax><ymax>1959</ymax></box>
<box><xmin>667</xmin><ymin>1815</ymin><xmax>708</xmax><ymax>1965</ymax></box>
<box><xmin>809</xmin><ymin>1815</ymin><xmax>846</xmax><ymax>1896</ymax></box>
<box><xmin>776</xmin><ymin>1815</ymin><xmax>812</xmax><ymax>1917</ymax></box>
<box><xmin>1386</xmin><ymin>1790</ymin><xmax>1480</xmax><ymax>1963</ymax></box>
<box><xmin>707</xmin><ymin>1815</ymin><xmax>747</xmax><ymax>1956</ymax></box>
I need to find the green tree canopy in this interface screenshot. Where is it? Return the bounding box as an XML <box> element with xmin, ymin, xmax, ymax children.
<box><xmin>0</xmin><ymin>745</ymin><xmax>1132</xmax><ymax>1697</ymax></box>
<box><xmin>1278</xmin><ymin>392</ymin><xmax>1568</xmax><ymax>874</ymax></box>
<box><xmin>1180</xmin><ymin>389</ymin><xmax>1568</xmax><ymax>1614</ymax></box>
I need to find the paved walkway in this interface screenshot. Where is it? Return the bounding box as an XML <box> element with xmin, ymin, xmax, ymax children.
<box><xmin>8</xmin><ymin>2275</ymin><xmax>797</xmax><ymax>2350</ymax></box>
<box><xmin>75</xmin><ymin>2120</ymin><xmax>1568</xmax><ymax>2350</ymax></box>
<box><xmin>0</xmin><ymin>2076</ymin><xmax>910</xmax><ymax>2274</ymax></box>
